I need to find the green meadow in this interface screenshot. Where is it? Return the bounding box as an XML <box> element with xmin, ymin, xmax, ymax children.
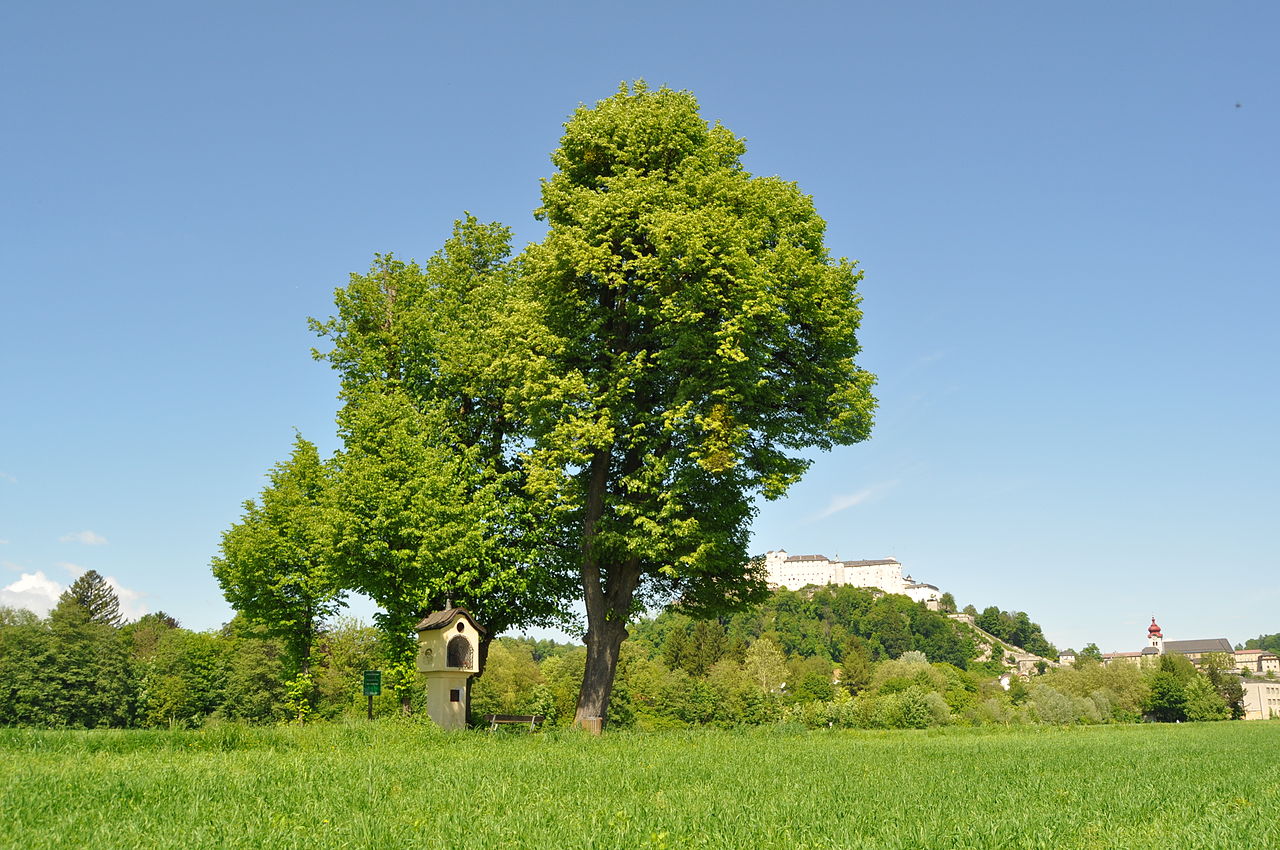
<box><xmin>2</xmin><ymin>721</ymin><xmax>1277</xmax><ymax>849</ymax></box>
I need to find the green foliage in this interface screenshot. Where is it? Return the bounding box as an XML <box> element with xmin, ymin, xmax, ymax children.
<box><xmin>0</xmin><ymin>602</ymin><xmax>420</xmax><ymax>728</ymax></box>
<box><xmin>312</xmin><ymin>617</ymin><xmax>382</xmax><ymax>719</ymax></box>
<box><xmin>311</xmin><ymin>219</ymin><xmax>575</xmax><ymax>670</ymax></box>
<box><xmin>1145</xmin><ymin>671</ymin><xmax>1188</xmax><ymax>722</ymax></box>
<box><xmin>0</xmin><ymin>598</ymin><xmax>137</xmax><ymax>728</ymax></box>
<box><xmin>1027</xmin><ymin>683</ymin><xmax>1094</xmax><ymax>725</ymax></box>
<box><xmin>522</xmin><ymin>82</ymin><xmax>875</xmax><ymax>721</ymax></box>
<box><xmin>212</xmin><ymin>435</ymin><xmax>343</xmax><ymax>681</ymax></box>
<box><xmin>1201</xmin><ymin>651</ymin><xmax>1246</xmax><ymax>720</ymax></box>
<box><xmin>138</xmin><ymin>628</ymin><xmax>228</xmax><ymax>728</ymax></box>
<box><xmin>1243</xmin><ymin>632</ymin><xmax>1280</xmax><ymax>654</ymax></box>
<box><xmin>973</xmin><ymin>605</ymin><xmax>1057</xmax><ymax>658</ymax></box>
<box><xmin>634</xmin><ymin>585</ymin><xmax>978</xmax><ymax>671</ymax></box>
<box><xmin>1039</xmin><ymin>660</ymin><xmax>1150</xmax><ymax>721</ymax></box>
<box><xmin>1181</xmin><ymin>675</ymin><xmax>1229</xmax><ymax>722</ymax></box>
<box><xmin>218</xmin><ymin>627</ymin><xmax>288</xmax><ymax>725</ymax></box>
<box><xmin>742</xmin><ymin>636</ymin><xmax>787</xmax><ymax>694</ymax></box>
<box><xmin>1159</xmin><ymin>652</ymin><xmax>1198</xmax><ymax>681</ymax></box>
<box><xmin>470</xmin><ymin>639</ymin><xmax>546</xmax><ymax>719</ymax></box>
<box><xmin>62</xmin><ymin>569</ymin><xmax>123</xmax><ymax>627</ymax></box>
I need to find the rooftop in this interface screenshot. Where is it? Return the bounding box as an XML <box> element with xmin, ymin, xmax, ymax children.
<box><xmin>1164</xmin><ymin>638</ymin><xmax>1233</xmax><ymax>655</ymax></box>
<box><xmin>414</xmin><ymin>607</ymin><xmax>487</xmax><ymax>634</ymax></box>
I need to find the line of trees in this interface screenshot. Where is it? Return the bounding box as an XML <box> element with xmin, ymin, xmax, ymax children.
<box><xmin>470</xmin><ymin>594</ymin><xmax>1249</xmax><ymax>729</ymax></box>
<box><xmin>964</xmin><ymin>604</ymin><xmax>1058</xmax><ymax>659</ymax></box>
<box><xmin>0</xmin><ymin>573</ymin><xmax>414</xmax><ymax>728</ymax></box>
<box><xmin>1242</xmin><ymin>632</ymin><xmax>1280</xmax><ymax>654</ymax></box>
<box><xmin>213</xmin><ymin>82</ymin><xmax>876</xmax><ymax>726</ymax></box>
<box><xmin>1</xmin><ymin>573</ymin><xmax>1257</xmax><ymax>728</ymax></box>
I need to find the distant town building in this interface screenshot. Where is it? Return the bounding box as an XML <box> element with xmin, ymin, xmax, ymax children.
<box><xmin>762</xmin><ymin>550</ymin><xmax>942</xmax><ymax>608</ymax></box>
<box><xmin>1241</xmin><ymin>679</ymin><xmax>1280</xmax><ymax>720</ymax></box>
<box><xmin>1233</xmin><ymin>648</ymin><xmax>1280</xmax><ymax>674</ymax></box>
<box><xmin>1101</xmin><ymin>618</ymin><xmax>1233</xmax><ymax>667</ymax></box>
<box><xmin>1100</xmin><ymin>618</ymin><xmax>1278</xmax><ymax>678</ymax></box>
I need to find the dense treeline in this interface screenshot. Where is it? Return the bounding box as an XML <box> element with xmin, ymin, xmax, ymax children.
<box><xmin>635</xmin><ymin>586</ymin><xmax>982</xmax><ymax>672</ymax></box>
<box><xmin>472</xmin><ymin>637</ymin><xmax>1253</xmax><ymax>731</ymax></box>
<box><xmin>964</xmin><ymin>604</ymin><xmax>1057</xmax><ymax>659</ymax></box>
<box><xmin>1243</xmin><ymin>632</ymin><xmax>1280</xmax><ymax>654</ymax></box>
<box><xmin>471</xmin><ymin>588</ymin><xmax>1251</xmax><ymax>730</ymax></box>
<box><xmin>0</xmin><ymin>573</ymin><xmax>406</xmax><ymax>728</ymax></box>
<box><xmin>1</xmin><ymin>573</ymin><xmax>1260</xmax><ymax>730</ymax></box>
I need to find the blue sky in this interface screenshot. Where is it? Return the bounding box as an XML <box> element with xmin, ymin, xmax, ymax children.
<box><xmin>2</xmin><ymin>2</ymin><xmax>1276</xmax><ymax>654</ymax></box>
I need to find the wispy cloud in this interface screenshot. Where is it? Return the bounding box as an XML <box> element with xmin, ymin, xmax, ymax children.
<box><xmin>60</xmin><ymin>530</ymin><xmax>108</xmax><ymax>546</ymax></box>
<box><xmin>106</xmin><ymin>576</ymin><xmax>147</xmax><ymax>620</ymax></box>
<box><xmin>811</xmin><ymin>480</ymin><xmax>899</xmax><ymax>521</ymax></box>
<box><xmin>56</xmin><ymin>561</ymin><xmax>86</xmax><ymax>577</ymax></box>
<box><xmin>0</xmin><ymin>471</ymin><xmax>16</xmax><ymax>484</ymax></box>
<box><xmin>0</xmin><ymin>539</ymin><xmax>10</xmax><ymax>545</ymax></box>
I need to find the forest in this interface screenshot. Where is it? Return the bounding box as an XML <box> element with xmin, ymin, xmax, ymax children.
<box><xmin>0</xmin><ymin>569</ymin><xmax>1255</xmax><ymax>730</ymax></box>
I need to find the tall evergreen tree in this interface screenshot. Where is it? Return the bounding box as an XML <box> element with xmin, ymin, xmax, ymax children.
<box><xmin>64</xmin><ymin>569</ymin><xmax>122</xmax><ymax>627</ymax></box>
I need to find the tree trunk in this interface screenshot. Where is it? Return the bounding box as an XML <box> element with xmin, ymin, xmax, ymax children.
<box><xmin>572</xmin><ymin>450</ymin><xmax>641</xmax><ymax>730</ymax></box>
<box><xmin>574</xmin><ymin>613</ymin><xmax>630</xmax><ymax>729</ymax></box>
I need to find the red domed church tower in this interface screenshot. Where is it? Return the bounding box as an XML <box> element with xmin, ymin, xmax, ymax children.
<box><xmin>1147</xmin><ymin>617</ymin><xmax>1164</xmax><ymax>653</ymax></box>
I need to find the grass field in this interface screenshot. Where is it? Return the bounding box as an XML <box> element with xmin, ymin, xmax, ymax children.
<box><xmin>2</xmin><ymin>720</ymin><xmax>1277</xmax><ymax>849</ymax></box>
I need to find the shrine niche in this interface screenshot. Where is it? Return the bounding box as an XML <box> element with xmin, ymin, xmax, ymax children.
<box><xmin>415</xmin><ymin>608</ymin><xmax>485</xmax><ymax>730</ymax></box>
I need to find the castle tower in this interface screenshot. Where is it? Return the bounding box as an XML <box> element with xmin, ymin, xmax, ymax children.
<box><xmin>1147</xmin><ymin>617</ymin><xmax>1164</xmax><ymax>654</ymax></box>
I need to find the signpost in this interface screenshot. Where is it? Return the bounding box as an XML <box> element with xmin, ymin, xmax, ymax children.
<box><xmin>363</xmin><ymin>670</ymin><xmax>381</xmax><ymax>720</ymax></box>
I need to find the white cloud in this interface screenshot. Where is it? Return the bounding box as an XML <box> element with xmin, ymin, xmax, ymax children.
<box><xmin>57</xmin><ymin>561</ymin><xmax>86</xmax><ymax>577</ymax></box>
<box><xmin>811</xmin><ymin>480</ymin><xmax>899</xmax><ymax>521</ymax></box>
<box><xmin>0</xmin><ymin>539</ymin><xmax>10</xmax><ymax>545</ymax></box>
<box><xmin>0</xmin><ymin>571</ymin><xmax>62</xmax><ymax>616</ymax></box>
<box><xmin>105</xmin><ymin>576</ymin><xmax>147</xmax><ymax>620</ymax></box>
<box><xmin>60</xmin><ymin>530</ymin><xmax>108</xmax><ymax>546</ymax></box>
<box><xmin>0</xmin><ymin>568</ymin><xmax>148</xmax><ymax>620</ymax></box>
<box><xmin>0</xmin><ymin>471</ymin><xmax>16</xmax><ymax>484</ymax></box>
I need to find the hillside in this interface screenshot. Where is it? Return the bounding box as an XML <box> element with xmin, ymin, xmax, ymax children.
<box><xmin>629</xmin><ymin>585</ymin><xmax>1057</xmax><ymax>674</ymax></box>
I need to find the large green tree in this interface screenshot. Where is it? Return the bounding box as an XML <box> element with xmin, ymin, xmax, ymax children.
<box><xmin>312</xmin><ymin>218</ymin><xmax>575</xmax><ymax>698</ymax></box>
<box><xmin>212</xmin><ymin>435</ymin><xmax>344</xmax><ymax>681</ymax></box>
<box><xmin>522</xmin><ymin>84</ymin><xmax>875</xmax><ymax>725</ymax></box>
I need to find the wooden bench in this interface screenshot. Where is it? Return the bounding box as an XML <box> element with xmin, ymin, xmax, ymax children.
<box><xmin>484</xmin><ymin>713</ymin><xmax>545</xmax><ymax>732</ymax></box>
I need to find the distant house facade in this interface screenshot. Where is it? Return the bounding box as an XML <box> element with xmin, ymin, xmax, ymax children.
<box><xmin>762</xmin><ymin>550</ymin><xmax>942</xmax><ymax>608</ymax></box>
<box><xmin>1233</xmin><ymin>648</ymin><xmax>1280</xmax><ymax>674</ymax></box>
<box><xmin>1241</xmin><ymin>679</ymin><xmax>1280</xmax><ymax>720</ymax></box>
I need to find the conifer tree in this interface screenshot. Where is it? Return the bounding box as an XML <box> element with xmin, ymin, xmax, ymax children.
<box><xmin>63</xmin><ymin>569</ymin><xmax>122</xmax><ymax>627</ymax></box>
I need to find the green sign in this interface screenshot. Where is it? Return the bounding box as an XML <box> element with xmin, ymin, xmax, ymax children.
<box><xmin>363</xmin><ymin>670</ymin><xmax>382</xmax><ymax>696</ymax></box>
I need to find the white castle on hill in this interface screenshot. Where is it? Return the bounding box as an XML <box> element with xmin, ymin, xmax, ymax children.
<box><xmin>763</xmin><ymin>550</ymin><xmax>942</xmax><ymax>608</ymax></box>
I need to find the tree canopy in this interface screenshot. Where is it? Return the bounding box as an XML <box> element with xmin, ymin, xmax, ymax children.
<box><xmin>522</xmin><ymin>83</ymin><xmax>875</xmax><ymax>724</ymax></box>
<box><xmin>213</xmin><ymin>83</ymin><xmax>874</xmax><ymax>727</ymax></box>
<box><xmin>212</xmin><ymin>434</ymin><xmax>343</xmax><ymax>680</ymax></box>
<box><xmin>311</xmin><ymin>218</ymin><xmax>576</xmax><ymax>684</ymax></box>
<box><xmin>64</xmin><ymin>569</ymin><xmax>122</xmax><ymax>627</ymax></box>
